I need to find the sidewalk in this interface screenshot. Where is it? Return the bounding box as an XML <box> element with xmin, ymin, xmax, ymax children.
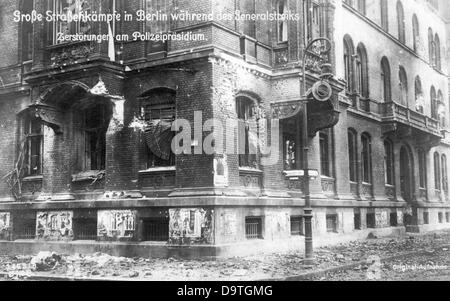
<box><xmin>1</xmin><ymin>230</ymin><xmax>450</xmax><ymax>281</ymax></box>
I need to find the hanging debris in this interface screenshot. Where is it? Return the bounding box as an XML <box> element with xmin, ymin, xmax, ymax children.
<box><xmin>2</xmin><ymin>139</ymin><xmax>27</xmax><ymax>201</ymax></box>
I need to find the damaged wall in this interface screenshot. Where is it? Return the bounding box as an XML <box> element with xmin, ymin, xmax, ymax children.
<box><xmin>0</xmin><ymin>212</ymin><xmax>11</xmax><ymax>240</ymax></box>
<box><xmin>36</xmin><ymin>211</ymin><xmax>73</xmax><ymax>241</ymax></box>
<box><xmin>169</xmin><ymin>208</ymin><xmax>214</xmax><ymax>245</ymax></box>
<box><xmin>98</xmin><ymin>210</ymin><xmax>137</xmax><ymax>241</ymax></box>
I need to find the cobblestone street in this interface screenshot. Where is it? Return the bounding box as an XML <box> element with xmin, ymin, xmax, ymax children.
<box><xmin>1</xmin><ymin>230</ymin><xmax>450</xmax><ymax>281</ymax></box>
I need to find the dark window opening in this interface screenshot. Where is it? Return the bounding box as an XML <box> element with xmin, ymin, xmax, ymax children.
<box><xmin>348</xmin><ymin>130</ymin><xmax>358</xmax><ymax>182</ymax></box>
<box><xmin>290</xmin><ymin>216</ymin><xmax>304</xmax><ymax>236</ymax></box>
<box><xmin>361</xmin><ymin>134</ymin><xmax>372</xmax><ymax>184</ymax></box>
<box><xmin>446</xmin><ymin>213</ymin><xmax>450</xmax><ymax>223</ymax></box>
<box><xmin>366</xmin><ymin>213</ymin><xmax>376</xmax><ymax>229</ymax></box>
<box><xmin>381</xmin><ymin>57</ymin><xmax>391</xmax><ymax>102</ymax></box>
<box><xmin>21</xmin><ymin>0</ymin><xmax>34</xmax><ymax>61</ymax></box>
<box><xmin>142</xmin><ymin>218</ymin><xmax>169</xmax><ymax>242</ymax></box>
<box><xmin>418</xmin><ymin>149</ymin><xmax>427</xmax><ymax>189</ymax></box>
<box><xmin>384</xmin><ymin>140</ymin><xmax>394</xmax><ymax>185</ymax></box>
<box><xmin>354</xmin><ymin>213</ymin><xmax>361</xmax><ymax>230</ymax></box>
<box><xmin>380</xmin><ymin>0</ymin><xmax>389</xmax><ymax>32</ymax></box>
<box><xmin>390</xmin><ymin>212</ymin><xmax>398</xmax><ymax>227</ymax></box>
<box><xmin>277</xmin><ymin>0</ymin><xmax>288</xmax><ymax>42</ymax></box>
<box><xmin>23</xmin><ymin>116</ymin><xmax>43</xmax><ymax>177</ymax></box>
<box><xmin>73</xmin><ymin>218</ymin><xmax>97</xmax><ymax>240</ymax></box>
<box><xmin>283</xmin><ymin>133</ymin><xmax>297</xmax><ymax>170</ymax></box>
<box><xmin>326</xmin><ymin>215</ymin><xmax>338</xmax><ymax>233</ymax></box>
<box><xmin>14</xmin><ymin>215</ymin><xmax>36</xmax><ymax>240</ymax></box>
<box><xmin>434</xmin><ymin>152</ymin><xmax>441</xmax><ymax>191</ymax></box>
<box><xmin>245</xmin><ymin>217</ymin><xmax>263</xmax><ymax>240</ymax></box>
<box><xmin>396</xmin><ymin>1</ymin><xmax>405</xmax><ymax>44</ymax></box>
<box><xmin>237</xmin><ymin>97</ymin><xmax>258</xmax><ymax>169</ymax></box>
<box><xmin>438</xmin><ymin>212</ymin><xmax>444</xmax><ymax>224</ymax></box>
<box><xmin>423</xmin><ymin>212</ymin><xmax>429</xmax><ymax>225</ymax></box>
<box><xmin>320</xmin><ymin>132</ymin><xmax>331</xmax><ymax>177</ymax></box>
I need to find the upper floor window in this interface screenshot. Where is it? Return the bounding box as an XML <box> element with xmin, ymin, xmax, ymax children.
<box><xmin>418</xmin><ymin>149</ymin><xmax>427</xmax><ymax>189</ymax></box>
<box><xmin>22</xmin><ymin>116</ymin><xmax>44</xmax><ymax>177</ymax></box>
<box><xmin>356</xmin><ymin>43</ymin><xmax>369</xmax><ymax>98</ymax></box>
<box><xmin>145</xmin><ymin>0</ymin><xmax>170</xmax><ymax>34</ymax></box>
<box><xmin>428</xmin><ymin>28</ymin><xmax>435</xmax><ymax>65</ymax></box>
<box><xmin>398</xmin><ymin>66</ymin><xmax>408</xmax><ymax>106</ymax></box>
<box><xmin>396</xmin><ymin>1</ymin><xmax>405</xmax><ymax>44</ymax></box>
<box><xmin>344</xmin><ymin>35</ymin><xmax>355</xmax><ymax>93</ymax></box>
<box><xmin>141</xmin><ymin>89</ymin><xmax>176</xmax><ymax>168</ymax></box>
<box><xmin>21</xmin><ymin>0</ymin><xmax>34</xmax><ymax>61</ymax></box>
<box><xmin>241</xmin><ymin>0</ymin><xmax>256</xmax><ymax>38</ymax></box>
<box><xmin>434</xmin><ymin>152</ymin><xmax>441</xmax><ymax>190</ymax></box>
<box><xmin>348</xmin><ymin>129</ymin><xmax>358</xmax><ymax>183</ymax></box>
<box><xmin>51</xmin><ymin>0</ymin><xmax>91</xmax><ymax>44</ymax></box>
<box><xmin>277</xmin><ymin>0</ymin><xmax>288</xmax><ymax>43</ymax></box>
<box><xmin>438</xmin><ymin>90</ymin><xmax>445</xmax><ymax>127</ymax></box>
<box><xmin>361</xmin><ymin>133</ymin><xmax>372</xmax><ymax>184</ymax></box>
<box><xmin>320</xmin><ymin>130</ymin><xmax>332</xmax><ymax>177</ymax></box>
<box><xmin>357</xmin><ymin>0</ymin><xmax>366</xmax><ymax>15</ymax></box>
<box><xmin>415</xmin><ymin>76</ymin><xmax>424</xmax><ymax>113</ymax></box>
<box><xmin>384</xmin><ymin>139</ymin><xmax>394</xmax><ymax>186</ymax></box>
<box><xmin>442</xmin><ymin>155</ymin><xmax>448</xmax><ymax>192</ymax></box>
<box><xmin>380</xmin><ymin>0</ymin><xmax>389</xmax><ymax>32</ymax></box>
<box><xmin>412</xmin><ymin>14</ymin><xmax>419</xmax><ymax>53</ymax></box>
<box><xmin>431</xmin><ymin>86</ymin><xmax>438</xmax><ymax>120</ymax></box>
<box><xmin>381</xmin><ymin>57</ymin><xmax>391</xmax><ymax>102</ymax></box>
<box><xmin>237</xmin><ymin>96</ymin><xmax>258</xmax><ymax>168</ymax></box>
<box><xmin>434</xmin><ymin>34</ymin><xmax>441</xmax><ymax>70</ymax></box>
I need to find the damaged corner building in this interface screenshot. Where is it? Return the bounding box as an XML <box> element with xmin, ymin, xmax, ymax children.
<box><xmin>1</xmin><ymin>0</ymin><xmax>450</xmax><ymax>258</ymax></box>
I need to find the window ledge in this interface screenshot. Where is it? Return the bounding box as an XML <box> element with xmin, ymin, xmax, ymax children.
<box><xmin>23</xmin><ymin>175</ymin><xmax>43</xmax><ymax>182</ymax></box>
<box><xmin>72</xmin><ymin>171</ymin><xmax>105</xmax><ymax>183</ymax></box>
<box><xmin>139</xmin><ymin>167</ymin><xmax>176</xmax><ymax>174</ymax></box>
<box><xmin>239</xmin><ymin>167</ymin><xmax>263</xmax><ymax>174</ymax></box>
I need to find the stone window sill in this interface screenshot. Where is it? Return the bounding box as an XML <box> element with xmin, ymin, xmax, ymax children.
<box><xmin>139</xmin><ymin>167</ymin><xmax>176</xmax><ymax>174</ymax></box>
<box><xmin>23</xmin><ymin>175</ymin><xmax>43</xmax><ymax>182</ymax></box>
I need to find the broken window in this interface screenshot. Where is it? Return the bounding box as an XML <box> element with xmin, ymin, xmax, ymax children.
<box><xmin>237</xmin><ymin>96</ymin><xmax>258</xmax><ymax>169</ymax></box>
<box><xmin>51</xmin><ymin>0</ymin><xmax>91</xmax><ymax>44</ymax></box>
<box><xmin>22</xmin><ymin>116</ymin><xmax>44</xmax><ymax>177</ymax></box>
<box><xmin>141</xmin><ymin>89</ymin><xmax>176</xmax><ymax>168</ymax></box>
<box><xmin>277</xmin><ymin>0</ymin><xmax>288</xmax><ymax>43</ymax></box>
<box><xmin>83</xmin><ymin>104</ymin><xmax>109</xmax><ymax>171</ymax></box>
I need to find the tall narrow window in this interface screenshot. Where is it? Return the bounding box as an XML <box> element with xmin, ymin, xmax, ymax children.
<box><xmin>320</xmin><ymin>132</ymin><xmax>331</xmax><ymax>177</ymax></box>
<box><xmin>237</xmin><ymin>97</ymin><xmax>258</xmax><ymax>168</ymax></box>
<box><xmin>23</xmin><ymin>116</ymin><xmax>43</xmax><ymax>177</ymax></box>
<box><xmin>415</xmin><ymin>76</ymin><xmax>424</xmax><ymax>113</ymax></box>
<box><xmin>83</xmin><ymin>104</ymin><xmax>110</xmax><ymax>171</ymax></box>
<box><xmin>344</xmin><ymin>36</ymin><xmax>355</xmax><ymax>93</ymax></box>
<box><xmin>418</xmin><ymin>149</ymin><xmax>427</xmax><ymax>189</ymax></box>
<box><xmin>357</xmin><ymin>0</ymin><xmax>366</xmax><ymax>15</ymax></box>
<box><xmin>21</xmin><ymin>0</ymin><xmax>34</xmax><ymax>61</ymax></box>
<box><xmin>145</xmin><ymin>0</ymin><xmax>170</xmax><ymax>34</ymax></box>
<box><xmin>429</xmin><ymin>28</ymin><xmax>435</xmax><ymax>65</ymax></box>
<box><xmin>442</xmin><ymin>155</ymin><xmax>448</xmax><ymax>192</ymax></box>
<box><xmin>396</xmin><ymin>1</ymin><xmax>405</xmax><ymax>44</ymax></box>
<box><xmin>241</xmin><ymin>0</ymin><xmax>256</xmax><ymax>38</ymax></box>
<box><xmin>399</xmin><ymin>66</ymin><xmax>408</xmax><ymax>106</ymax></box>
<box><xmin>141</xmin><ymin>89</ymin><xmax>176</xmax><ymax>168</ymax></box>
<box><xmin>361</xmin><ymin>134</ymin><xmax>372</xmax><ymax>184</ymax></box>
<box><xmin>435</xmin><ymin>34</ymin><xmax>441</xmax><ymax>70</ymax></box>
<box><xmin>348</xmin><ymin>130</ymin><xmax>358</xmax><ymax>182</ymax></box>
<box><xmin>384</xmin><ymin>140</ymin><xmax>394</xmax><ymax>185</ymax></box>
<box><xmin>380</xmin><ymin>0</ymin><xmax>389</xmax><ymax>31</ymax></box>
<box><xmin>283</xmin><ymin>134</ymin><xmax>297</xmax><ymax>170</ymax></box>
<box><xmin>356</xmin><ymin>43</ymin><xmax>369</xmax><ymax>98</ymax></box>
<box><xmin>412</xmin><ymin>15</ymin><xmax>420</xmax><ymax>53</ymax></box>
<box><xmin>381</xmin><ymin>57</ymin><xmax>391</xmax><ymax>102</ymax></box>
<box><xmin>277</xmin><ymin>0</ymin><xmax>288</xmax><ymax>42</ymax></box>
<box><xmin>435</xmin><ymin>152</ymin><xmax>441</xmax><ymax>190</ymax></box>
<box><xmin>431</xmin><ymin>86</ymin><xmax>438</xmax><ymax>120</ymax></box>
<box><xmin>438</xmin><ymin>90</ymin><xmax>445</xmax><ymax>127</ymax></box>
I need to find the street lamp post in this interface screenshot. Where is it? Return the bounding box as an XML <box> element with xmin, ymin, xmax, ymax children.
<box><xmin>300</xmin><ymin>37</ymin><xmax>333</xmax><ymax>265</ymax></box>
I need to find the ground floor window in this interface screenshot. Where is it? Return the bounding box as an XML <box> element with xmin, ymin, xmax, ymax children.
<box><xmin>13</xmin><ymin>214</ymin><xmax>36</xmax><ymax>240</ymax></box>
<box><xmin>438</xmin><ymin>212</ymin><xmax>444</xmax><ymax>224</ymax></box>
<box><xmin>366</xmin><ymin>213</ymin><xmax>376</xmax><ymax>229</ymax></box>
<box><xmin>354</xmin><ymin>211</ymin><xmax>361</xmax><ymax>230</ymax></box>
<box><xmin>142</xmin><ymin>217</ymin><xmax>169</xmax><ymax>242</ymax></box>
<box><xmin>245</xmin><ymin>217</ymin><xmax>263</xmax><ymax>240</ymax></box>
<box><xmin>290</xmin><ymin>216</ymin><xmax>304</xmax><ymax>236</ymax></box>
<box><xmin>73</xmin><ymin>216</ymin><xmax>97</xmax><ymax>240</ymax></box>
<box><xmin>423</xmin><ymin>212</ymin><xmax>429</xmax><ymax>225</ymax></box>
<box><xmin>390</xmin><ymin>212</ymin><xmax>398</xmax><ymax>227</ymax></box>
<box><xmin>326</xmin><ymin>215</ymin><xmax>338</xmax><ymax>233</ymax></box>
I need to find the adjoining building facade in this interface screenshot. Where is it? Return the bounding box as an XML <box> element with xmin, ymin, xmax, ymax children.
<box><xmin>0</xmin><ymin>0</ymin><xmax>449</xmax><ymax>257</ymax></box>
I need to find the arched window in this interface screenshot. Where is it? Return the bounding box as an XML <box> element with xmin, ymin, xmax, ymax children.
<box><xmin>381</xmin><ymin>57</ymin><xmax>391</xmax><ymax>102</ymax></box>
<box><xmin>429</xmin><ymin>28</ymin><xmax>435</xmax><ymax>65</ymax></box>
<box><xmin>356</xmin><ymin>43</ymin><xmax>369</xmax><ymax>98</ymax></box>
<box><xmin>277</xmin><ymin>0</ymin><xmax>288</xmax><ymax>42</ymax></box>
<box><xmin>442</xmin><ymin>155</ymin><xmax>448</xmax><ymax>192</ymax></box>
<box><xmin>357</xmin><ymin>0</ymin><xmax>366</xmax><ymax>15</ymax></box>
<box><xmin>418</xmin><ymin>149</ymin><xmax>427</xmax><ymax>189</ymax></box>
<box><xmin>361</xmin><ymin>133</ymin><xmax>372</xmax><ymax>184</ymax></box>
<box><xmin>237</xmin><ymin>96</ymin><xmax>258</xmax><ymax>168</ymax></box>
<box><xmin>415</xmin><ymin>76</ymin><xmax>424</xmax><ymax>113</ymax></box>
<box><xmin>140</xmin><ymin>88</ymin><xmax>176</xmax><ymax>168</ymax></box>
<box><xmin>435</xmin><ymin>152</ymin><xmax>441</xmax><ymax>190</ymax></box>
<box><xmin>438</xmin><ymin>90</ymin><xmax>445</xmax><ymax>127</ymax></box>
<box><xmin>380</xmin><ymin>0</ymin><xmax>389</xmax><ymax>31</ymax></box>
<box><xmin>435</xmin><ymin>34</ymin><xmax>441</xmax><ymax>70</ymax></box>
<box><xmin>344</xmin><ymin>35</ymin><xmax>355</xmax><ymax>93</ymax></box>
<box><xmin>384</xmin><ymin>139</ymin><xmax>394</xmax><ymax>185</ymax></box>
<box><xmin>396</xmin><ymin>1</ymin><xmax>405</xmax><ymax>44</ymax></box>
<box><xmin>348</xmin><ymin>129</ymin><xmax>358</xmax><ymax>182</ymax></box>
<box><xmin>412</xmin><ymin>14</ymin><xmax>420</xmax><ymax>53</ymax></box>
<box><xmin>431</xmin><ymin>86</ymin><xmax>438</xmax><ymax>119</ymax></box>
<box><xmin>398</xmin><ymin>66</ymin><xmax>408</xmax><ymax>106</ymax></box>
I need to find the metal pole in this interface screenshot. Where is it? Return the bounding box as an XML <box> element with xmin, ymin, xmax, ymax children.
<box><xmin>302</xmin><ymin>0</ymin><xmax>314</xmax><ymax>266</ymax></box>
